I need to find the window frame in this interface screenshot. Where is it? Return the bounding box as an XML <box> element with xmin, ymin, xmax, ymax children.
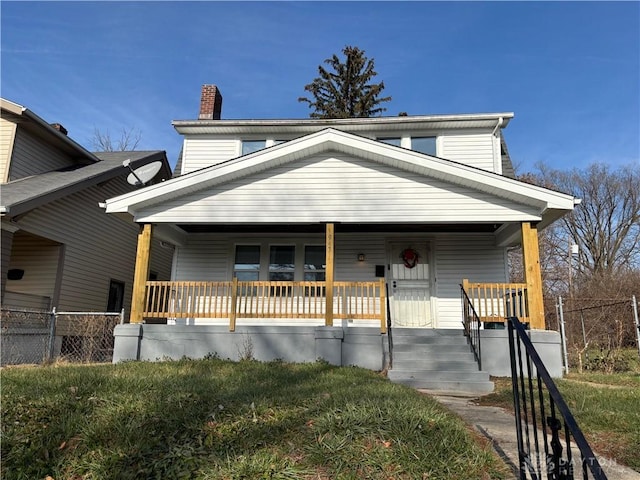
<box><xmin>411</xmin><ymin>136</ymin><xmax>437</xmax><ymax>155</ymax></box>
<box><xmin>241</xmin><ymin>140</ymin><xmax>267</xmax><ymax>156</ymax></box>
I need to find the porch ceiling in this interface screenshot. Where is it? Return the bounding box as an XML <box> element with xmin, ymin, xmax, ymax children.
<box><xmin>175</xmin><ymin>223</ymin><xmax>501</xmax><ymax>234</ymax></box>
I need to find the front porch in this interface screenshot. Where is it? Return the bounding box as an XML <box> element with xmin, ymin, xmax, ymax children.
<box><xmin>139</xmin><ymin>278</ymin><xmax>533</xmax><ymax>333</ymax></box>
<box><xmin>114</xmin><ymin>223</ymin><xmax>563</xmax><ymax>388</ymax></box>
<box><xmin>129</xmin><ymin>221</ymin><xmax>546</xmax><ymax>331</ymax></box>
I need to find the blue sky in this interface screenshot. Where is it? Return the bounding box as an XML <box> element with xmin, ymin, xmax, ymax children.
<box><xmin>1</xmin><ymin>1</ymin><xmax>638</xmax><ymax>172</ymax></box>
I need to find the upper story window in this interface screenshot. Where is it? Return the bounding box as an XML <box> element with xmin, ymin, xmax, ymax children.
<box><xmin>241</xmin><ymin>140</ymin><xmax>266</xmax><ymax>155</ymax></box>
<box><xmin>378</xmin><ymin>137</ymin><xmax>402</xmax><ymax>147</ymax></box>
<box><xmin>411</xmin><ymin>137</ymin><xmax>436</xmax><ymax>155</ymax></box>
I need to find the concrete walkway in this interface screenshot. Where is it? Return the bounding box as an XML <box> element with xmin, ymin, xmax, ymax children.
<box><xmin>426</xmin><ymin>393</ymin><xmax>640</xmax><ymax>480</ymax></box>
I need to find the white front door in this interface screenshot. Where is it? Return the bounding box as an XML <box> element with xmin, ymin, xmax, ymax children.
<box><xmin>388</xmin><ymin>242</ymin><xmax>433</xmax><ymax>327</ymax></box>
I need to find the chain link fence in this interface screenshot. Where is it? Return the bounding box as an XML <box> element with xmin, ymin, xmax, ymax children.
<box><xmin>1</xmin><ymin>307</ymin><xmax>124</xmax><ymax>366</ymax></box>
<box><xmin>554</xmin><ymin>295</ymin><xmax>640</xmax><ymax>373</ymax></box>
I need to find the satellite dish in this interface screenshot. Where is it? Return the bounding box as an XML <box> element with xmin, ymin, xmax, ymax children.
<box><xmin>124</xmin><ymin>160</ymin><xmax>163</xmax><ymax>186</ymax></box>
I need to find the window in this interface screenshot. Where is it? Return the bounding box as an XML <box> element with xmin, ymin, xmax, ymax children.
<box><xmin>378</xmin><ymin>137</ymin><xmax>402</xmax><ymax>147</ymax></box>
<box><xmin>107</xmin><ymin>280</ymin><xmax>125</xmax><ymax>312</ymax></box>
<box><xmin>304</xmin><ymin>246</ymin><xmax>326</xmax><ymax>281</ymax></box>
<box><xmin>269</xmin><ymin>246</ymin><xmax>295</xmax><ymax>281</ymax></box>
<box><xmin>411</xmin><ymin>136</ymin><xmax>436</xmax><ymax>155</ymax></box>
<box><xmin>234</xmin><ymin>245</ymin><xmax>261</xmax><ymax>280</ymax></box>
<box><xmin>241</xmin><ymin>140</ymin><xmax>266</xmax><ymax>155</ymax></box>
<box><xmin>233</xmin><ymin>243</ymin><xmax>326</xmax><ymax>285</ymax></box>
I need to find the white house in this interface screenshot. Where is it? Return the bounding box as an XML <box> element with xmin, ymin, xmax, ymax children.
<box><xmin>104</xmin><ymin>85</ymin><xmax>576</xmax><ymax>391</ymax></box>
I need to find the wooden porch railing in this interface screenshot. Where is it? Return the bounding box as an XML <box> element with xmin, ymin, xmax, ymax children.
<box><xmin>462</xmin><ymin>279</ymin><xmax>529</xmax><ymax>324</ymax></box>
<box><xmin>143</xmin><ymin>279</ymin><xmax>387</xmax><ymax>333</ymax></box>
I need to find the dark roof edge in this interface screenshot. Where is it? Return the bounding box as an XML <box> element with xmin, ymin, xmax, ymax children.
<box><xmin>172</xmin><ymin>112</ymin><xmax>515</xmax><ymax>127</ymax></box>
<box><xmin>3</xmin><ymin>151</ymin><xmax>170</xmax><ymax>217</ymax></box>
<box><xmin>1</xmin><ymin>98</ymin><xmax>100</xmax><ymax>164</ymax></box>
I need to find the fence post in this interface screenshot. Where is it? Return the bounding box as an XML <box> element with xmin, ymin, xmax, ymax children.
<box><xmin>120</xmin><ymin>308</ymin><xmax>125</xmax><ymax>325</ymax></box>
<box><xmin>558</xmin><ymin>296</ymin><xmax>569</xmax><ymax>374</ymax></box>
<box><xmin>46</xmin><ymin>307</ymin><xmax>57</xmax><ymax>362</ymax></box>
<box><xmin>632</xmin><ymin>295</ymin><xmax>640</xmax><ymax>360</ymax></box>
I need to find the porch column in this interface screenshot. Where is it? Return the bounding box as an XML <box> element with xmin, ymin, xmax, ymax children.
<box><xmin>325</xmin><ymin>223</ymin><xmax>335</xmax><ymax>326</ymax></box>
<box><xmin>130</xmin><ymin>223</ymin><xmax>152</xmax><ymax>324</ymax></box>
<box><xmin>521</xmin><ymin>222</ymin><xmax>545</xmax><ymax>329</ymax></box>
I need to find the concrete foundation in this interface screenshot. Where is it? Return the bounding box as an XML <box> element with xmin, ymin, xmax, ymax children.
<box><xmin>480</xmin><ymin>329</ymin><xmax>563</xmax><ymax>378</ymax></box>
<box><xmin>113</xmin><ymin>325</ymin><xmax>563</xmax><ymax>379</ymax></box>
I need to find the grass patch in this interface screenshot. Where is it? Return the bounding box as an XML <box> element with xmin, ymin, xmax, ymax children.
<box><xmin>479</xmin><ymin>373</ymin><xmax>640</xmax><ymax>472</ymax></box>
<box><xmin>2</xmin><ymin>358</ymin><xmax>508</xmax><ymax>479</ymax></box>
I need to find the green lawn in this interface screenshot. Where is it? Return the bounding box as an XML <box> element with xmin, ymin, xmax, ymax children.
<box><xmin>479</xmin><ymin>372</ymin><xmax>640</xmax><ymax>472</ymax></box>
<box><xmin>1</xmin><ymin>358</ymin><xmax>508</xmax><ymax>480</ymax></box>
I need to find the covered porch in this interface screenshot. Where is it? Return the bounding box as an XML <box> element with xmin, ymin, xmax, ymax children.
<box><xmin>128</xmin><ymin>221</ymin><xmax>545</xmax><ymax>330</ymax></box>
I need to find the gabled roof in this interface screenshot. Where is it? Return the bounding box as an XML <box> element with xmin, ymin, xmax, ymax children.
<box><xmin>1</xmin><ymin>151</ymin><xmax>170</xmax><ymax>217</ymax></box>
<box><xmin>104</xmin><ymin>128</ymin><xmax>577</xmax><ymax>230</ymax></box>
<box><xmin>1</xmin><ymin>98</ymin><xmax>99</xmax><ymax>164</ymax></box>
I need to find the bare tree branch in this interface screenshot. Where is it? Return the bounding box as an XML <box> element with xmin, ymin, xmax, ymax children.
<box><xmin>91</xmin><ymin>127</ymin><xmax>142</xmax><ymax>151</ymax></box>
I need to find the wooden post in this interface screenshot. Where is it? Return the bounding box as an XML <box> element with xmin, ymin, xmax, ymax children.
<box><xmin>379</xmin><ymin>278</ymin><xmax>387</xmax><ymax>334</ymax></box>
<box><xmin>229</xmin><ymin>277</ymin><xmax>238</xmax><ymax>332</ymax></box>
<box><xmin>325</xmin><ymin>223</ymin><xmax>335</xmax><ymax>326</ymax></box>
<box><xmin>522</xmin><ymin>222</ymin><xmax>545</xmax><ymax>329</ymax></box>
<box><xmin>130</xmin><ymin>223</ymin><xmax>152</xmax><ymax>324</ymax></box>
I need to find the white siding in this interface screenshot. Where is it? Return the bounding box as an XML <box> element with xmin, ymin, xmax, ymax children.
<box><xmin>174</xmin><ymin>235</ymin><xmax>230</xmax><ymax>281</ymax></box>
<box><xmin>5</xmin><ymin>232</ymin><xmax>61</xmax><ymax>304</ymax></box>
<box><xmin>434</xmin><ymin>234</ymin><xmax>508</xmax><ymax>328</ymax></box>
<box><xmin>139</xmin><ymin>154</ymin><xmax>539</xmax><ymax>224</ymax></box>
<box><xmin>335</xmin><ymin>235</ymin><xmax>386</xmax><ymax>281</ymax></box>
<box><xmin>9</xmin><ymin>128</ymin><xmax>75</xmax><ymax>180</ymax></box>
<box><xmin>440</xmin><ymin>132</ymin><xmax>496</xmax><ymax>172</ymax></box>
<box><xmin>1</xmin><ymin>228</ymin><xmax>14</xmax><ymax>300</ymax></box>
<box><xmin>181</xmin><ymin>137</ymin><xmax>238</xmax><ymax>174</ymax></box>
<box><xmin>0</xmin><ymin>117</ymin><xmax>17</xmax><ymax>183</ymax></box>
<box><xmin>10</xmin><ymin>176</ymin><xmax>173</xmax><ymax>317</ymax></box>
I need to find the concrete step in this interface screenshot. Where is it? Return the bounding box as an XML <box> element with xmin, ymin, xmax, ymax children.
<box><xmin>392</xmin><ymin>359</ymin><xmax>480</xmax><ymax>371</ymax></box>
<box><xmin>392</xmin><ymin>351</ymin><xmax>476</xmax><ymax>364</ymax></box>
<box><xmin>388</xmin><ymin>369</ymin><xmax>490</xmax><ymax>383</ymax></box>
<box><xmin>392</xmin><ymin>378</ymin><xmax>495</xmax><ymax>395</ymax></box>
<box><xmin>386</xmin><ymin>327</ymin><xmax>492</xmax><ymax>394</ymax></box>
<box><xmin>391</xmin><ymin>335</ymin><xmax>470</xmax><ymax>345</ymax></box>
<box><xmin>390</xmin><ymin>328</ymin><xmax>464</xmax><ymax>337</ymax></box>
<box><xmin>392</xmin><ymin>343</ymin><xmax>472</xmax><ymax>354</ymax></box>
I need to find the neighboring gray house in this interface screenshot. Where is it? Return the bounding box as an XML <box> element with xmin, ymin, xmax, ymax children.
<box><xmin>0</xmin><ymin>98</ymin><xmax>174</xmax><ymax>346</ymax></box>
<box><xmin>104</xmin><ymin>85</ymin><xmax>577</xmax><ymax>391</ymax></box>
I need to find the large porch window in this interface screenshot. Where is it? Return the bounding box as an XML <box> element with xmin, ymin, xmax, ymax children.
<box><xmin>304</xmin><ymin>245</ymin><xmax>326</xmax><ymax>281</ymax></box>
<box><xmin>233</xmin><ymin>243</ymin><xmax>326</xmax><ymax>282</ymax></box>
<box><xmin>269</xmin><ymin>245</ymin><xmax>295</xmax><ymax>281</ymax></box>
<box><xmin>234</xmin><ymin>245</ymin><xmax>260</xmax><ymax>281</ymax></box>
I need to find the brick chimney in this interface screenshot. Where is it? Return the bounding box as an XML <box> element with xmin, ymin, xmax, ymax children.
<box><xmin>50</xmin><ymin>123</ymin><xmax>68</xmax><ymax>135</ymax></box>
<box><xmin>199</xmin><ymin>84</ymin><xmax>222</xmax><ymax>120</ymax></box>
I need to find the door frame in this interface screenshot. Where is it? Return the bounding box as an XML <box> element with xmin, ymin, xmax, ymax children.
<box><xmin>385</xmin><ymin>239</ymin><xmax>436</xmax><ymax>327</ymax></box>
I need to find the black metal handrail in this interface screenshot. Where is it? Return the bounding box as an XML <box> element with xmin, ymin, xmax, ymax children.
<box><xmin>507</xmin><ymin>316</ymin><xmax>608</xmax><ymax>480</ymax></box>
<box><xmin>460</xmin><ymin>285</ymin><xmax>482</xmax><ymax>370</ymax></box>
<box><xmin>385</xmin><ymin>282</ymin><xmax>393</xmax><ymax>369</ymax></box>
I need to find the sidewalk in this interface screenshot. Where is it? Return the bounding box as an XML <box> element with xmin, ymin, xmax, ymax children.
<box><xmin>427</xmin><ymin>393</ymin><xmax>640</xmax><ymax>480</ymax></box>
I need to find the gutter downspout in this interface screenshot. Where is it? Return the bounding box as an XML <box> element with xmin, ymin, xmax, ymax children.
<box><xmin>492</xmin><ymin>116</ymin><xmax>504</xmax><ymax>173</ymax></box>
<box><xmin>492</xmin><ymin>116</ymin><xmax>504</xmax><ymax>137</ymax></box>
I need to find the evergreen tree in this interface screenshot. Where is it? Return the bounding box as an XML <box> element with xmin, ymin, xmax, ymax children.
<box><xmin>298</xmin><ymin>46</ymin><xmax>391</xmax><ymax>118</ymax></box>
